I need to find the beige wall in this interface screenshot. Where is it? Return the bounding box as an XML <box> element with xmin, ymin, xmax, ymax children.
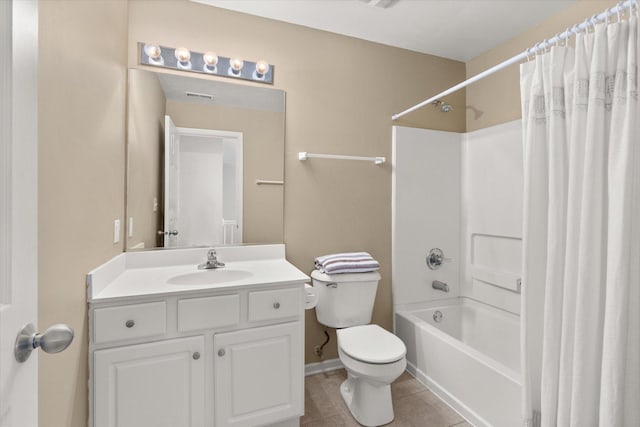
<box><xmin>127</xmin><ymin>69</ymin><xmax>165</xmax><ymax>249</ymax></box>
<box><xmin>37</xmin><ymin>1</ymin><xmax>621</xmax><ymax>425</ymax></box>
<box><xmin>128</xmin><ymin>0</ymin><xmax>466</xmax><ymax>363</ymax></box>
<box><xmin>38</xmin><ymin>1</ymin><xmax>127</xmax><ymax>426</ymax></box>
<box><xmin>466</xmin><ymin>0</ymin><xmax>616</xmax><ymax>131</ymax></box>
<box><xmin>165</xmin><ymin>100</ymin><xmax>285</xmax><ymax>244</ymax></box>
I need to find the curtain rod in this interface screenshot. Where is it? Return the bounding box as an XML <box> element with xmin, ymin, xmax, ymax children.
<box><xmin>391</xmin><ymin>0</ymin><xmax>637</xmax><ymax>121</ymax></box>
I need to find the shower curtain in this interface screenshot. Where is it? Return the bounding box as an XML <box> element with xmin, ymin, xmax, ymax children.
<box><xmin>520</xmin><ymin>16</ymin><xmax>639</xmax><ymax>427</ymax></box>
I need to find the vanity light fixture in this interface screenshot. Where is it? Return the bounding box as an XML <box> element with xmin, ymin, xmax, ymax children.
<box><xmin>254</xmin><ymin>60</ymin><xmax>270</xmax><ymax>80</ymax></box>
<box><xmin>139</xmin><ymin>42</ymin><xmax>274</xmax><ymax>84</ymax></box>
<box><xmin>228</xmin><ymin>58</ymin><xmax>244</xmax><ymax>76</ymax></box>
<box><xmin>143</xmin><ymin>43</ymin><xmax>164</xmax><ymax>66</ymax></box>
<box><xmin>203</xmin><ymin>51</ymin><xmax>218</xmax><ymax>73</ymax></box>
<box><xmin>175</xmin><ymin>47</ymin><xmax>192</xmax><ymax>70</ymax></box>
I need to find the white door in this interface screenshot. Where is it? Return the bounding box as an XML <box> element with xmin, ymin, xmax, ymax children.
<box><xmin>93</xmin><ymin>337</ymin><xmax>205</xmax><ymax>427</ymax></box>
<box><xmin>213</xmin><ymin>322</ymin><xmax>303</xmax><ymax>427</ymax></box>
<box><xmin>163</xmin><ymin>115</ymin><xmax>179</xmax><ymax>247</ymax></box>
<box><xmin>0</xmin><ymin>2</ymin><xmax>39</xmax><ymax>427</ymax></box>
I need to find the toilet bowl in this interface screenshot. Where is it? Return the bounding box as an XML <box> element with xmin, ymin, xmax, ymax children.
<box><xmin>311</xmin><ymin>269</ymin><xmax>407</xmax><ymax>426</ymax></box>
<box><xmin>337</xmin><ymin>324</ymin><xmax>407</xmax><ymax>426</ymax></box>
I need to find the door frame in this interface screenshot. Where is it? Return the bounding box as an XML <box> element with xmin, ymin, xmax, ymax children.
<box><xmin>164</xmin><ymin>119</ymin><xmax>243</xmax><ymax>246</ymax></box>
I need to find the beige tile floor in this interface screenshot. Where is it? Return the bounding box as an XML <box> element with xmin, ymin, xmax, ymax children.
<box><xmin>301</xmin><ymin>369</ymin><xmax>472</xmax><ymax>427</ymax></box>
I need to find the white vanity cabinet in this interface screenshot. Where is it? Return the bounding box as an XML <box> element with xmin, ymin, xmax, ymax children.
<box><xmin>94</xmin><ymin>336</ymin><xmax>206</xmax><ymax>427</ymax></box>
<box><xmin>89</xmin><ymin>284</ymin><xmax>305</xmax><ymax>427</ymax></box>
<box><xmin>214</xmin><ymin>322</ymin><xmax>303</xmax><ymax>427</ymax></box>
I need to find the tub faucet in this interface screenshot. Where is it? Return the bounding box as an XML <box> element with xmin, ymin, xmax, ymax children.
<box><xmin>198</xmin><ymin>249</ymin><xmax>225</xmax><ymax>270</ymax></box>
<box><xmin>432</xmin><ymin>280</ymin><xmax>449</xmax><ymax>292</ymax></box>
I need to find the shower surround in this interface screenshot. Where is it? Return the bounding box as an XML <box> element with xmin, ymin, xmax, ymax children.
<box><xmin>392</xmin><ymin>121</ymin><xmax>523</xmax><ymax>427</ymax></box>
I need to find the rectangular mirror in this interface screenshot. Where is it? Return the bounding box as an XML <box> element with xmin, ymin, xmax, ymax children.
<box><xmin>126</xmin><ymin>69</ymin><xmax>285</xmax><ymax>250</ymax></box>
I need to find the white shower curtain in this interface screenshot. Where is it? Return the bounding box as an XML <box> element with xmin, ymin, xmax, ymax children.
<box><xmin>520</xmin><ymin>16</ymin><xmax>640</xmax><ymax>427</ymax></box>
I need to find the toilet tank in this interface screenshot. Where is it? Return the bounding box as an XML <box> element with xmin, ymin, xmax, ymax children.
<box><xmin>311</xmin><ymin>270</ymin><xmax>381</xmax><ymax>328</ymax></box>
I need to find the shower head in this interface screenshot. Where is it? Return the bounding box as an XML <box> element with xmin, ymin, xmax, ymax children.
<box><xmin>432</xmin><ymin>99</ymin><xmax>453</xmax><ymax>113</ymax></box>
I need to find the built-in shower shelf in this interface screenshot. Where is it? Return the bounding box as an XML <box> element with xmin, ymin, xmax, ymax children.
<box><xmin>470</xmin><ymin>266</ymin><xmax>521</xmax><ymax>293</ymax></box>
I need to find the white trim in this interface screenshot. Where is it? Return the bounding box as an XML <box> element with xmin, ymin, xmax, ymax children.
<box><xmin>0</xmin><ymin>0</ymin><xmax>11</xmax><ymax>305</ymax></box>
<box><xmin>175</xmin><ymin>126</ymin><xmax>241</xmax><ymax>140</ymax></box>
<box><xmin>304</xmin><ymin>358</ymin><xmax>343</xmax><ymax>376</ymax></box>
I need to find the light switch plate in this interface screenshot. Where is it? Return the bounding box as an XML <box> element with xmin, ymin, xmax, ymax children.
<box><xmin>113</xmin><ymin>219</ymin><xmax>120</xmax><ymax>243</ymax></box>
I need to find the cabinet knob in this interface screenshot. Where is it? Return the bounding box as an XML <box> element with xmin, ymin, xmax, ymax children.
<box><xmin>125</xmin><ymin>320</ymin><xmax>135</xmax><ymax>328</ymax></box>
<box><xmin>273</xmin><ymin>302</ymin><xmax>280</xmax><ymax>309</ymax></box>
<box><xmin>218</xmin><ymin>349</ymin><xmax>225</xmax><ymax>357</ymax></box>
<box><xmin>192</xmin><ymin>352</ymin><xmax>200</xmax><ymax>360</ymax></box>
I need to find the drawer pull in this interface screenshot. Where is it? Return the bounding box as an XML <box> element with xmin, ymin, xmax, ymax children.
<box><xmin>192</xmin><ymin>352</ymin><xmax>200</xmax><ymax>360</ymax></box>
<box><xmin>218</xmin><ymin>349</ymin><xmax>226</xmax><ymax>357</ymax></box>
<box><xmin>125</xmin><ymin>320</ymin><xmax>135</xmax><ymax>328</ymax></box>
<box><xmin>273</xmin><ymin>302</ymin><xmax>280</xmax><ymax>309</ymax></box>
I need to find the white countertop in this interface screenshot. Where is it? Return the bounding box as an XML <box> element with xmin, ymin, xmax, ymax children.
<box><xmin>87</xmin><ymin>245</ymin><xmax>309</xmax><ymax>303</ymax></box>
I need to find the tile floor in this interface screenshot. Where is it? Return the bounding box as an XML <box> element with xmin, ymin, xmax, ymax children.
<box><xmin>302</xmin><ymin>369</ymin><xmax>472</xmax><ymax>427</ymax></box>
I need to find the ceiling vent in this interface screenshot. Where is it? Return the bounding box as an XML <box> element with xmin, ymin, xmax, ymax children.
<box><xmin>358</xmin><ymin>0</ymin><xmax>400</xmax><ymax>8</ymax></box>
<box><xmin>185</xmin><ymin>91</ymin><xmax>214</xmax><ymax>100</ymax></box>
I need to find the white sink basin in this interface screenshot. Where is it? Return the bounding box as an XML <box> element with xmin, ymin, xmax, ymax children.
<box><xmin>167</xmin><ymin>269</ymin><xmax>254</xmax><ymax>285</ymax></box>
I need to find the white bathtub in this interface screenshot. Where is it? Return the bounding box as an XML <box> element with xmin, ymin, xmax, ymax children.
<box><xmin>395</xmin><ymin>297</ymin><xmax>521</xmax><ymax>427</ymax></box>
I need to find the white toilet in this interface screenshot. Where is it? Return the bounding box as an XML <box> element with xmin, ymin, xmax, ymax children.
<box><xmin>311</xmin><ymin>270</ymin><xmax>407</xmax><ymax>427</ymax></box>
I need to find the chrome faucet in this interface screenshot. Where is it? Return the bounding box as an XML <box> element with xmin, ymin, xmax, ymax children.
<box><xmin>432</xmin><ymin>280</ymin><xmax>449</xmax><ymax>292</ymax></box>
<box><xmin>198</xmin><ymin>249</ymin><xmax>225</xmax><ymax>270</ymax></box>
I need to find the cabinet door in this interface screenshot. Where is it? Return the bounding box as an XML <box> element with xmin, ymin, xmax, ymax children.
<box><xmin>214</xmin><ymin>322</ymin><xmax>303</xmax><ymax>427</ymax></box>
<box><xmin>94</xmin><ymin>336</ymin><xmax>205</xmax><ymax>427</ymax></box>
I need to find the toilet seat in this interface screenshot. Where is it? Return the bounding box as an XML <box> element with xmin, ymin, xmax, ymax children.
<box><xmin>337</xmin><ymin>324</ymin><xmax>406</xmax><ymax>364</ymax></box>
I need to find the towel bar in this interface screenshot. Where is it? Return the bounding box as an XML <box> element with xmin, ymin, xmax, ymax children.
<box><xmin>298</xmin><ymin>152</ymin><xmax>385</xmax><ymax>165</ymax></box>
<box><xmin>255</xmin><ymin>179</ymin><xmax>284</xmax><ymax>185</ymax></box>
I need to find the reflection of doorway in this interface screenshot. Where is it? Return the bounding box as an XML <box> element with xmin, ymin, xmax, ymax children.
<box><xmin>164</xmin><ymin>115</ymin><xmax>243</xmax><ymax>247</ymax></box>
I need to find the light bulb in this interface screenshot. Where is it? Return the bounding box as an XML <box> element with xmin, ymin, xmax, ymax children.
<box><xmin>254</xmin><ymin>60</ymin><xmax>269</xmax><ymax>78</ymax></box>
<box><xmin>203</xmin><ymin>51</ymin><xmax>218</xmax><ymax>73</ymax></box>
<box><xmin>203</xmin><ymin>51</ymin><xmax>218</xmax><ymax>66</ymax></box>
<box><xmin>175</xmin><ymin>47</ymin><xmax>191</xmax><ymax>63</ymax></box>
<box><xmin>229</xmin><ymin>58</ymin><xmax>244</xmax><ymax>76</ymax></box>
<box><xmin>174</xmin><ymin>47</ymin><xmax>191</xmax><ymax>70</ymax></box>
<box><xmin>143</xmin><ymin>43</ymin><xmax>163</xmax><ymax>65</ymax></box>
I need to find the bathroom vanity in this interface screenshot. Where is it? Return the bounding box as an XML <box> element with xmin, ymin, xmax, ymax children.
<box><xmin>87</xmin><ymin>245</ymin><xmax>308</xmax><ymax>427</ymax></box>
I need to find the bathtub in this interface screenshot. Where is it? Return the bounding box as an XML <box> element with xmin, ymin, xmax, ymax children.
<box><xmin>395</xmin><ymin>297</ymin><xmax>521</xmax><ymax>427</ymax></box>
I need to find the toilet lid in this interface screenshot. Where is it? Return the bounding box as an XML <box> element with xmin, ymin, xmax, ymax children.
<box><xmin>337</xmin><ymin>325</ymin><xmax>406</xmax><ymax>364</ymax></box>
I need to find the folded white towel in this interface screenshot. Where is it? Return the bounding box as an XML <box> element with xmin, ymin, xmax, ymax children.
<box><xmin>314</xmin><ymin>252</ymin><xmax>379</xmax><ymax>275</ymax></box>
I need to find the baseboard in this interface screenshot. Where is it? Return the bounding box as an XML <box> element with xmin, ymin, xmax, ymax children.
<box><xmin>264</xmin><ymin>417</ymin><xmax>299</xmax><ymax>427</ymax></box>
<box><xmin>305</xmin><ymin>358</ymin><xmax>343</xmax><ymax>376</ymax></box>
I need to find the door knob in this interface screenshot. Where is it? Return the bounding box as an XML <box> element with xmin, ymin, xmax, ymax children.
<box><xmin>157</xmin><ymin>230</ymin><xmax>179</xmax><ymax>236</ymax></box>
<box><xmin>14</xmin><ymin>323</ymin><xmax>74</xmax><ymax>363</ymax></box>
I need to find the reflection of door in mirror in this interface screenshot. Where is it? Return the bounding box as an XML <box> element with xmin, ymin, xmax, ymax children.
<box><xmin>163</xmin><ymin>115</ymin><xmax>243</xmax><ymax>247</ymax></box>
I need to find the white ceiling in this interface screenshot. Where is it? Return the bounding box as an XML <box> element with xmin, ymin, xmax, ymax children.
<box><xmin>192</xmin><ymin>0</ymin><xmax>576</xmax><ymax>62</ymax></box>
